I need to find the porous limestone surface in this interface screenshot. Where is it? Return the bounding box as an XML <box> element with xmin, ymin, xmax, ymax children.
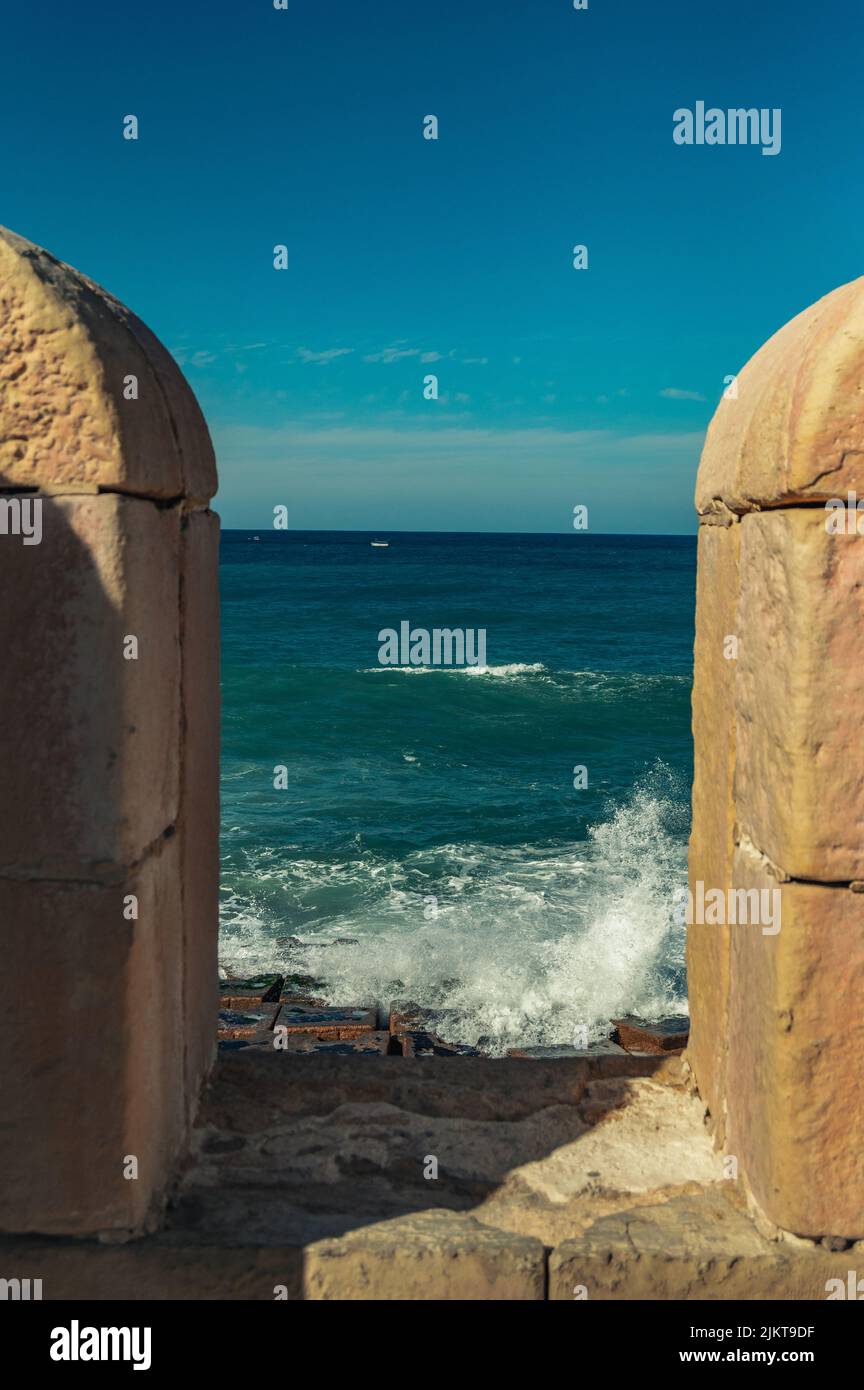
<box><xmin>178</xmin><ymin>1066</ymin><xmax>723</xmax><ymax>1250</ymax></box>
<box><xmin>4</xmin><ymin>1053</ymin><xmax>848</xmax><ymax>1300</ymax></box>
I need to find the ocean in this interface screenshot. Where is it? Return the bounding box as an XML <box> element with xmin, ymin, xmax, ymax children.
<box><xmin>219</xmin><ymin>530</ymin><xmax>696</xmax><ymax>1053</ymax></box>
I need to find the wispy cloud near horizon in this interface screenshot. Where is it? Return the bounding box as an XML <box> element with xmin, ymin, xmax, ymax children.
<box><xmin>660</xmin><ymin>387</ymin><xmax>706</xmax><ymax>402</ymax></box>
<box><xmin>212</xmin><ymin>420</ymin><xmax>704</xmax><ymax>534</ymax></box>
<box><xmin>296</xmin><ymin>347</ymin><xmax>355</xmax><ymax>364</ymax></box>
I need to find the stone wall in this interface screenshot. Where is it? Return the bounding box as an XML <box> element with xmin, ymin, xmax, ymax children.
<box><xmin>3</xmin><ymin>222</ymin><xmax>859</xmax><ymax>1255</ymax></box>
<box><xmin>0</xmin><ymin>228</ymin><xmax>219</xmax><ymax>1237</ymax></box>
<box><xmin>688</xmin><ymin>278</ymin><xmax>864</xmax><ymax>1239</ymax></box>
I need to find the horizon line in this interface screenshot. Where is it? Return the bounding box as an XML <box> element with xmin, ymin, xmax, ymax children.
<box><xmin>219</xmin><ymin>527</ymin><xmax>697</xmax><ymax>538</ymax></box>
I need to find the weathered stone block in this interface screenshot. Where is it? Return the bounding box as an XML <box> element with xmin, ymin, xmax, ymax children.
<box><xmin>303</xmin><ymin>1210</ymin><xmax>545</xmax><ymax>1300</ymax></box>
<box><xmin>725</xmin><ymin>843</ymin><xmax>864</xmax><ymax>1238</ymax></box>
<box><xmin>0</xmin><ymin>841</ymin><xmax>184</xmax><ymax>1236</ymax></box>
<box><xmin>692</xmin><ymin>276</ymin><xmax>864</xmax><ymax>1244</ymax></box>
<box><xmin>549</xmin><ymin>1192</ymin><xmax>862</xmax><ymax>1300</ymax></box>
<box><xmin>507</xmin><ymin>1042</ymin><xmax>628</xmax><ymax>1058</ymax></box>
<box><xmin>270</xmin><ymin>1030</ymin><xmax>391</xmax><ymax>1055</ymax></box>
<box><xmin>696</xmin><ymin>276</ymin><xmax>864</xmax><ymax>517</ymax></box>
<box><xmin>276</xmin><ymin>1006</ymin><xmax>377</xmax><ymax>1036</ymax></box>
<box><xmin>612</xmin><ymin>1015</ymin><xmax>689</xmax><ymax>1054</ymax></box>
<box><xmin>179</xmin><ymin>510</ymin><xmax>220</xmax><ymax>1120</ymax></box>
<box><xmin>389</xmin><ymin>1000</ymin><xmax>432</xmax><ymax>1033</ymax></box>
<box><xmin>734</xmin><ymin>508</ymin><xmax>864</xmax><ymax>881</ymax></box>
<box><xmin>399</xmin><ymin>1032</ymin><xmax>479</xmax><ymax>1056</ymax></box>
<box><xmin>0</xmin><ymin>226</ymin><xmax>216</xmax><ymax>499</ymax></box>
<box><xmin>217</xmin><ymin>1004</ymin><xmax>281</xmax><ymax>1040</ymax></box>
<box><xmin>219</xmin><ymin>991</ymin><xmax>273</xmax><ymax>1010</ymax></box>
<box><xmin>0</xmin><ymin>494</ymin><xmax>180</xmax><ymax>878</ymax></box>
<box><xmin>0</xmin><ymin>226</ymin><xmax>219</xmax><ymax>1242</ymax></box>
<box><xmin>687</xmin><ymin>522</ymin><xmax>739</xmax><ymax>1134</ymax></box>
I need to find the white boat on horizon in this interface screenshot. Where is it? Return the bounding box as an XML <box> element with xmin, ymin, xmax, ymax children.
<box><xmin>370</xmin><ymin>539</ymin><xmax>389</xmax><ymax>547</ymax></box>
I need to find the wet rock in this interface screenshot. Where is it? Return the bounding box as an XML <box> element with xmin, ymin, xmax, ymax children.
<box><xmin>507</xmin><ymin>1042</ymin><xmax>630</xmax><ymax>1059</ymax></box>
<box><xmin>398</xmin><ymin>1029</ymin><xmax>439</xmax><ymax>1056</ymax></box>
<box><xmin>261</xmin><ymin>975</ymin><xmax>285</xmax><ymax>1003</ymax></box>
<box><xmin>389</xmin><ymin>1000</ymin><xmax>432</xmax><ymax>1033</ymax></box>
<box><xmin>283</xmin><ymin>973</ymin><xmax>327</xmax><ymax>994</ymax></box>
<box><xmin>611</xmin><ymin>1015</ymin><xmax>689</xmax><ymax>1054</ymax></box>
<box><xmin>217</xmin><ymin>1003</ymin><xmax>281</xmax><ymax>1041</ymax></box>
<box><xmin>276</xmin><ymin>1005</ymin><xmax>376</xmax><ymax>1038</ymax></box>
<box><xmin>389</xmin><ymin>1000</ymin><xmax>472</xmax><ymax>1054</ymax></box>
<box><xmin>272</xmin><ymin>1031</ymin><xmax>391</xmax><ymax>1056</ymax></box>
<box><xmin>219</xmin><ymin>974</ymin><xmax>282</xmax><ymax>995</ymax></box>
<box><xmin>219</xmin><ymin>991</ymin><xmax>269</xmax><ymax>1010</ymax></box>
<box><xmin>281</xmin><ymin>936</ymin><xmax>359</xmax><ymax>951</ymax></box>
<box><xmin>221</xmin><ymin>969</ymin><xmax>328</xmax><ymax>999</ymax></box>
<box><xmin>200</xmin><ymin>1134</ymin><xmax>246</xmax><ymax>1155</ymax></box>
<box><xmin>398</xmin><ymin>1031</ymin><xmax>480</xmax><ymax>1057</ymax></box>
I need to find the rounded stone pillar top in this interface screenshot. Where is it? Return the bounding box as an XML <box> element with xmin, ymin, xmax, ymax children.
<box><xmin>0</xmin><ymin>226</ymin><xmax>216</xmax><ymax>502</ymax></box>
<box><xmin>696</xmin><ymin>276</ymin><xmax>864</xmax><ymax>518</ymax></box>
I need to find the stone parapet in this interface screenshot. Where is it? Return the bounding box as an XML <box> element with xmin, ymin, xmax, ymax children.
<box><xmin>0</xmin><ymin>228</ymin><xmax>219</xmax><ymax>1236</ymax></box>
<box><xmin>688</xmin><ymin>277</ymin><xmax>864</xmax><ymax>1238</ymax></box>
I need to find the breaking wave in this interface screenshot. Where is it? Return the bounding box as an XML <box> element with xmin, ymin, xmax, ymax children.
<box><xmin>220</xmin><ymin>763</ymin><xmax>689</xmax><ymax>1054</ymax></box>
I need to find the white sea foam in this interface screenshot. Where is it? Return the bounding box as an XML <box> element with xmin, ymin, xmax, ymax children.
<box><xmin>361</xmin><ymin>662</ymin><xmax>547</xmax><ymax>677</ymax></box>
<box><xmin>359</xmin><ymin>663</ymin><xmax>688</xmax><ymax>688</ymax></box>
<box><xmin>461</xmin><ymin>662</ymin><xmax>546</xmax><ymax>677</ymax></box>
<box><xmin>219</xmin><ymin>764</ymin><xmax>689</xmax><ymax>1053</ymax></box>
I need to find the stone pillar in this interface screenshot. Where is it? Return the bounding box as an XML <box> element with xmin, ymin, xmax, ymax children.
<box><xmin>688</xmin><ymin>278</ymin><xmax>864</xmax><ymax>1238</ymax></box>
<box><xmin>0</xmin><ymin>228</ymin><xmax>219</xmax><ymax>1237</ymax></box>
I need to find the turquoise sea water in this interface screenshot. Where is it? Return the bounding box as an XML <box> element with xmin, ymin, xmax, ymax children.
<box><xmin>219</xmin><ymin>531</ymin><xmax>695</xmax><ymax>1052</ymax></box>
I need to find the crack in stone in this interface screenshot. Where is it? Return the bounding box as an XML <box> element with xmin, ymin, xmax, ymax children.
<box><xmin>0</xmin><ymin>822</ymin><xmax>178</xmax><ymax>887</ymax></box>
<box><xmin>735</xmin><ymin>831</ymin><xmax>861</xmax><ymax>890</ymax></box>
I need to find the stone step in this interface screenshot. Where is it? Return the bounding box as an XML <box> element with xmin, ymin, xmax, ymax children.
<box><xmin>549</xmin><ymin>1191</ymin><xmax>860</xmax><ymax>1300</ymax></box>
<box><xmin>207</xmin><ymin>1048</ymin><xmax>684</xmax><ymax>1122</ymax></box>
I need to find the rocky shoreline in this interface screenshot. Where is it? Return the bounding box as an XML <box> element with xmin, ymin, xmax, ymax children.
<box><xmin>218</xmin><ymin>966</ymin><xmax>689</xmax><ymax>1059</ymax></box>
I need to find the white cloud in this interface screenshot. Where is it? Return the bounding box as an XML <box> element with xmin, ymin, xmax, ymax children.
<box><xmin>171</xmin><ymin>347</ymin><xmax>217</xmax><ymax>367</ymax></box>
<box><xmin>296</xmin><ymin>347</ymin><xmax>354</xmax><ymax>364</ymax></box>
<box><xmin>212</xmin><ymin>421</ymin><xmax>704</xmax><ymax>529</ymax></box>
<box><xmin>215</xmin><ymin>422</ymin><xmax>703</xmax><ymax>470</ymax></box>
<box><xmin>363</xmin><ymin>346</ymin><xmax>421</xmax><ymax>364</ymax></box>
<box><xmin>660</xmin><ymin>387</ymin><xmax>706</xmax><ymax>402</ymax></box>
<box><xmin>364</xmin><ymin>345</ymin><xmax>457</xmax><ymax>365</ymax></box>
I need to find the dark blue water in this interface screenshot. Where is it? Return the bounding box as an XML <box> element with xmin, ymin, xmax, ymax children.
<box><xmin>220</xmin><ymin>531</ymin><xmax>695</xmax><ymax>1051</ymax></box>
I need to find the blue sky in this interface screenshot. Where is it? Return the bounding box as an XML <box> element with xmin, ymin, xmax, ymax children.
<box><xmin>2</xmin><ymin>0</ymin><xmax>860</xmax><ymax>532</ymax></box>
